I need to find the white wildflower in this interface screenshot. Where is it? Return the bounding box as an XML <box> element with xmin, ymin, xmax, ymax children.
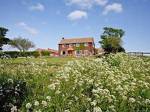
<box><xmin>129</xmin><ymin>97</ymin><xmax>136</xmax><ymax>103</ymax></box>
<box><xmin>145</xmin><ymin>99</ymin><xmax>150</xmax><ymax>104</ymax></box>
<box><xmin>55</xmin><ymin>90</ymin><xmax>61</xmax><ymax>94</ymax></box>
<box><xmin>11</xmin><ymin>106</ymin><xmax>17</xmax><ymax>112</ymax></box>
<box><xmin>86</xmin><ymin>109</ymin><xmax>91</xmax><ymax>112</ymax></box>
<box><xmin>48</xmin><ymin>83</ymin><xmax>56</xmax><ymax>90</ymax></box>
<box><xmin>34</xmin><ymin>101</ymin><xmax>39</xmax><ymax>106</ymax></box>
<box><xmin>41</xmin><ymin>100</ymin><xmax>47</xmax><ymax>107</ymax></box>
<box><xmin>46</xmin><ymin>96</ymin><xmax>51</xmax><ymax>101</ymax></box>
<box><xmin>8</xmin><ymin>78</ymin><xmax>13</xmax><ymax>83</ymax></box>
<box><xmin>64</xmin><ymin>109</ymin><xmax>70</xmax><ymax>112</ymax></box>
<box><xmin>93</xmin><ymin>106</ymin><xmax>102</xmax><ymax>112</ymax></box>
<box><xmin>26</xmin><ymin>103</ymin><xmax>32</xmax><ymax>109</ymax></box>
<box><xmin>91</xmin><ymin>100</ymin><xmax>97</xmax><ymax>106</ymax></box>
<box><xmin>122</xmin><ymin>96</ymin><xmax>127</xmax><ymax>100</ymax></box>
<box><xmin>35</xmin><ymin>109</ymin><xmax>42</xmax><ymax>112</ymax></box>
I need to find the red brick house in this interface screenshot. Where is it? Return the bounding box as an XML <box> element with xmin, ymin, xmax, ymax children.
<box><xmin>58</xmin><ymin>37</ymin><xmax>95</xmax><ymax>56</ymax></box>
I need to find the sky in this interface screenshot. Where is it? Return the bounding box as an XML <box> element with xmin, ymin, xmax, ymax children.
<box><xmin>0</xmin><ymin>0</ymin><xmax>150</xmax><ymax>52</ymax></box>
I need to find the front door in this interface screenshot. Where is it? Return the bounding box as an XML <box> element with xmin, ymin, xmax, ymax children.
<box><xmin>68</xmin><ymin>50</ymin><xmax>73</xmax><ymax>56</ymax></box>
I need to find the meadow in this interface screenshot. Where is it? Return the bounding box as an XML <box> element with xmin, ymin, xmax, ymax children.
<box><xmin>0</xmin><ymin>54</ymin><xmax>150</xmax><ymax>112</ymax></box>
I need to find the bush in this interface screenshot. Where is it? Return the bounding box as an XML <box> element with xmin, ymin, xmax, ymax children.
<box><xmin>3</xmin><ymin>51</ymin><xmax>20</xmax><ymax>58</ymax></box>
<box><xmin>41</xmin><ymin>50</ymin><xmax>50</xmax><ymax>56</ymax></box>
<box><xmin>32</xmin><ymin>51</ymin><xmax>40</xmax><ymax>58</ymax></box>
<box><xmin>3</xmin><ymin>51</ymin><xmax>40</xmax><ymax>58</ymax></box>
<box><xmin>0</xmin><ymin>76</ymin><xmax>28</xmax><ymax>112</ymax></box>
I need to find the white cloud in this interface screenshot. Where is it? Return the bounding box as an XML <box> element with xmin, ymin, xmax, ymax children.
<box><xmin>66</xmin><ymin>0</ymin><xmax>108</xmax><ymax>9</ymax></box>
<box><xmin>95</xmin><ymin>0</ymin><xmax>108</xmax><ymax>6</ymax></box>
<box><xmin>29</xmin><ymin>3</ymin><xmax>45</xmax><ymax>11</ymax></box>
<box><xmin>17</xmin><ymin>22</ymin><xmax>38</xmax><ymax>35</ymax></box>
<box><xmin>67</xmin><ymin>10</ymin><xmax>87</xmax><ymax>21</ymax></box>
<box><xmin>103</xmin><ymin>3</ymin><xmax>123</xmax><ymax>15</ymax></box>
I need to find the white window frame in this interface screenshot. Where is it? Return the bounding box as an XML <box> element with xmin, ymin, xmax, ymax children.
<box><xmin>76</xmin><ymin>43</ymin><xmax>80</xmax><ymax>47</ymax></box>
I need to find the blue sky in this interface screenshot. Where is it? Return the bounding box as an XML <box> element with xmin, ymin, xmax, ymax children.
<box><xmin>0</xmin><ymin>0</ymin><xmax>150</xmax><ymax>52</ymax></box>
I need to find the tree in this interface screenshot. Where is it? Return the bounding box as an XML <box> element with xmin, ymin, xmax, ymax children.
<box><xmin>10</xmin><ymin>37</ymin><xmax>35</xmax><ymax>52</ymax></box>
<box><xmin>99</xmin><ymin>27</ymin><xmax>125</xmax><ymax>53</ymax></box>
<box><xmin>0</xmin><ymin>27</ymin><xmax>10</xmax><ymax>50</ymax></box>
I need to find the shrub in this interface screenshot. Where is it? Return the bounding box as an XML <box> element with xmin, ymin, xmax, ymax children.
<box><xmin>41</xmin><ymin>50</ymin><xmax>50</xmax><ymax>56</ymax></box>
<box><xmin>0</xmin><ymin>77</ymin><xmax>28</xmax><ymax>112</ymax></box>
<box><xmin>3</xmin><ymin>51</ymin><xmax>40</xmax><ymax>58</ymax></box>
<box><xmin>3</xmin><ymin>51</ymin><xmax>20</xmax><ymax>58</ymax></box>
<box><xmin>32</xmin><ymin>51</ymin><xmax>40</xmax><ymax>58</ymax></box>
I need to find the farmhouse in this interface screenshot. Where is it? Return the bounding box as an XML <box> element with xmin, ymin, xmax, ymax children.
<box><xmin>58</xmin><ymin>37</ymin><xmax>95</xmax><ymax>56</ymax></box>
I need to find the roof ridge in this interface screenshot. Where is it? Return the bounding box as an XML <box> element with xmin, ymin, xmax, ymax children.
<box><xmin>59</xmin><ymin>37</ymin><xmax>94</xmax><ymax>44</ymax></box>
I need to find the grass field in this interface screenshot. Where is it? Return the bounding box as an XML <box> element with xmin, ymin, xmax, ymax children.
<box><xmin>3</xmin><ymin>57</ymin><xmax>76</xmax><ymax>65</ymax></box>
<box><xmin>0</xmin><ymin>54</ymin><xmax>150</xmax><ymax>112</ymax></box>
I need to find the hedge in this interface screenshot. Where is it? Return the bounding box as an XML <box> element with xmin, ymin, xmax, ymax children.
<box><xmin>2</xmin><ymin>51</ymin><xmax>40</xmax><ymax>58</ymax></box>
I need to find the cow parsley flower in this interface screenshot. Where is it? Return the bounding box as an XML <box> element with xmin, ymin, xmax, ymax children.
<box><xmin>86</xmin><ymin>109</ymin><xmax>90</xmax><ymax>112</ymax></box>
<box><xmin>11</xmin><ymin>106</ymin><xmax>17</xmax><ymax>112</ymax></box>
<box><xmin>64</xmin><ymin>109</ymin><xmax>70</xmax><ymax>112</ymax></box>
<box><xmin>34</xmin><ymin>101</ymin><xmax>39</xmax><ymax>106</ymax></box>
<box><xmin>46</xmin><ymin>96</ymin><xmax>51</xmax><ymax>101</ymax></box>
<box><xmin>145</xmin><ymin>99</ymin><xmax>150</xmax><ymax>104</ymax></box>
<box><xmin>93</xmin><ymin>106</ymin><xmax>102</xmax><ymax>112</ymax></box>
<box><xmin>26</xmin><ymin>103</ymin><xmax>32</xmax><ymax>109</ymax></box>
<box><xmin>91</xmin><ymin>100</ymin><xmax>97</xmax><ymax>106</ymax></box>
<box><xmin>48</xmin><ymin>84</ymin><xmax>56</xmax><ymax>90</ymax></box>
<box><xmin>129</xmin><ymin>97</ymin><xmax>136</xmax><ymax>103</ymax></box>
<box><xmin>41</xmin><ymin>100</ymin><xmax>47</xmax><ymax>107</ymax></box>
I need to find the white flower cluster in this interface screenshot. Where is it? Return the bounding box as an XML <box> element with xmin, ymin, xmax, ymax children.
<box><xmin>1</xmin><ymin>53</ymin><xmax>150</xmax><ymax>111</ymax></box>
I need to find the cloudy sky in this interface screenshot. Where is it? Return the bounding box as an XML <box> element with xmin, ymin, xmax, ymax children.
<box><xmin>0</xmin><ymin>0</ymin><xmax>150</xmax><ymax>52</ymax></box>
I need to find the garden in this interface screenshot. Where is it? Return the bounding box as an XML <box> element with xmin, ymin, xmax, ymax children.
<box><xmin>0</xmin><ymin>53</ymin><xmax>150</xmax><ymax>112</ymax></box>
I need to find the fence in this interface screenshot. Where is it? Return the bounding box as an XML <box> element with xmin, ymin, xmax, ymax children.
<box><xmin>128</xmin><ymin>52</ymin><xmax>150</xmax><ymax>56</ymax></box>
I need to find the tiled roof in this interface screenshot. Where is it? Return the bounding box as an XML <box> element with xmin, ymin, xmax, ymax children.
<box><xmin>48</xmin><ymin>48</ymin><xmax>58</xmax><ymax>53</ymax></box>
<box><xmin>37</xmin><ymin>48</ymin><xmax>58</xmax><ymax>53</ymax></box>
<box><xmin>59</xmin><ymin>37</ymin><xmax>94</xmax><ymax>44</ymax></box>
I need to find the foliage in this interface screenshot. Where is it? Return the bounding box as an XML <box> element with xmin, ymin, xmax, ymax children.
<box><xmin>100</xmin><ymin>27</ymin><xmax>125</xmax><ymax>53</ymax></box>
<box><xmin>41</xmin><ymin>50</ymin><xmax>50</xmax><ymax>56</ymax></box>
<box><xmin>24</xmin><ymin>53</ymin><xmax>150</xmax><ymax>112</ymax></box>
<box><xmin>33</xmin><ymin>51</ymin><xmax>40</xmax><ymax>58</ymax></box>
<box><xmin>2</xmin><ymin>51</ymin><xmax>40</xmax><ymax>58</ymax></box>
<box><xmin>0</xmin><ymin>54</ymin><xmax>150</xmax><ymax>112</ymax></box>
<box><xmin>3</xmin><ymin>51</ymin><xmax>20</xmax><ymax>58</ymax></box>
<box><xmin>0</xmin><ymin>27</ymin><xmax>10</xmax><ymax>50</ymax></box>
<box><xmin>0</xmin><ymin>76</ymin><xmax>28</xmax><ymax>112</ymax></box>
<box><xmin>74</xmin><ymin>43</ymin><xmax>85</xmax><ymax>50</ymax></box>
<box><xmin>10</xmin><ymin>37</ymin><xmax>35</xmax><ymax>52</ymax></box>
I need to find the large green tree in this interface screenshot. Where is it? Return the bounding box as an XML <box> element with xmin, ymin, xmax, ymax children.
<box><xmin>10</xmin><ymin>37</ymin><xmax>35</xmax><ymax>52</ymax></box>
<box><xmin>99</xmin><ymin>27</ymin><xmax>125</xmax><ymax>53</ymax></box>
<box><xmin>0</xmin><ymin>27</ymin><xmax>10</xmax><ymax>50</ymax></box>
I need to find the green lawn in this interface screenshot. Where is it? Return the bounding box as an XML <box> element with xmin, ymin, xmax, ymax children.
<box><xmin>1</xmin><ymin>56</ymin><xmax>77</xmax><ymax>65</ymax></box>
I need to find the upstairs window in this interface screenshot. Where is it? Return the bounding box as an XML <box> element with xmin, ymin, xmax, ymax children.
<box><xmin>62</xmin><ymin>44</ymin><xmax>65</xmax><ymax>48</ymax></box>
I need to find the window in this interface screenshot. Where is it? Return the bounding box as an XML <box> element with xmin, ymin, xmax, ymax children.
<box><xmin>65</xmin><ymin>44</ymin><xmax>69</xmax><ymax>47</ymax></box>
<box><xmin>84</xmin><ymin>43</ymin><xmax>88</xmax><ymax>46</ymax></box>
<box><xmin>62</xmin><ymin>45</ymin><xmax>65</xmax><ymax>48</ymax></box>
<box><xmin>76</xmin><ymin>50</ymin><xmax>81</xmax><ymax>54</ymax></box>
<box><xmin>76</xmin><ymin>43</ymin><xmax>80</xmax><ymax>47</ymax></box>
<box><xmin>69</xmin><ymin>44</ymin><xmax>73</xmax><ymax>47</ymax></box>
<box><xmin>72</xmin><ymin>43</ymin><xmax>76</xmax><ymax>46</ymax></box>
